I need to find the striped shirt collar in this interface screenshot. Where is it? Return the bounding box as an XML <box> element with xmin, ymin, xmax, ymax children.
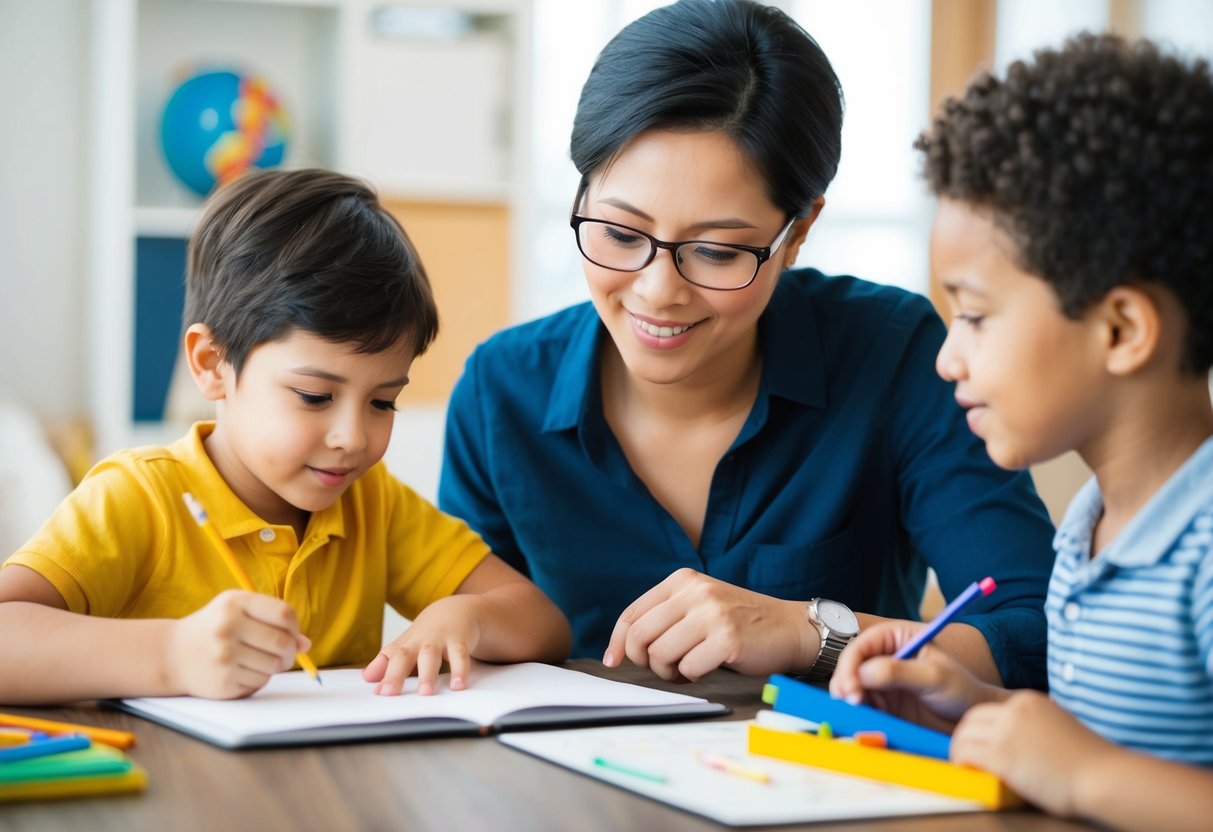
<box><xmin>1054</xmin><ymin>435</ymin><xmax>1213</xmax><ymax>569</ymax></box>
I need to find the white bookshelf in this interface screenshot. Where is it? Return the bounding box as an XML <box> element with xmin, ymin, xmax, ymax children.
<box><xmin>87</xmin><ymin>0</ymin><xmax>532</xmax><ymax>456</ymax></box>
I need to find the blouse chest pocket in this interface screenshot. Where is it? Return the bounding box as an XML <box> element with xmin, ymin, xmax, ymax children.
<box><xmin>746</xmin><ymin>524</ymin><xmax>861</xmax><ymax>602</ymax></box>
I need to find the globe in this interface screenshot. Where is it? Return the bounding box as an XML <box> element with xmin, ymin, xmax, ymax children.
<box><xmin>160</xmin><ymin>69</ymin><xmax>289</xmax><ymax>197</ymax></box>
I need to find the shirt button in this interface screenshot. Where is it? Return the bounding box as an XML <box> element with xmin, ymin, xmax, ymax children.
<box><xmin>1061</xmin><ymin>663</ymin><xmax>1075</xmax><ymax>682</ymax></box>
<box><xmin>259</xmin><ymin>528</ymin><xmax>276</xmax><ymax>543</ymax></box>
<box><xmin>1063</xmin><ymin>602</ymin><xmax>1080</xmax><ymax>621</ymax></box>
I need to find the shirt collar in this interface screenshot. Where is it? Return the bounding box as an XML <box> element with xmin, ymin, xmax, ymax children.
<box><xmin>170</xmin><ymin>421</ymin><xmax>346</xmax><ymax>542</ymax></box>
<box><xmin>1055</xmin><ymin>435</ymin><xmax>1213</xmax><ymax>567</ymax></box>
<box><xmin>543</xmin><ymin>309</ymin><xmax>605</xmax><ymax>433</ymax></box>
<box><xmin>540</xmin><ymin>276</ymin><xmax>829</xmax><ymax>433</ymax></box>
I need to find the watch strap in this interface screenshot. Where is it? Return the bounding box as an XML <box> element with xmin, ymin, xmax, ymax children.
<box><xmin>803</xmin><ymin>598</ymin><xmax>857</xmax><ymax>684</ymax></box>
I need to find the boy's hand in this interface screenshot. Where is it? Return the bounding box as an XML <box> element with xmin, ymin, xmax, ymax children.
<box><xmin>830</xmin><ymin>620</ymin><xmax>1003</xmax><ymax>732</ymax></box>
<box><xmin>168</xmin><ymin>589</ymin><xmax>309</xmax><ymax>699</ymax></box>
<box><xmin>951</xmin><ymin>690</ymin><xmax>1114</xmax><ymax>816</ymax></box>
<box><xmin>363</xmin><ymin>596</ymin><xmax>482</xmax><ymax>696</ymax></box>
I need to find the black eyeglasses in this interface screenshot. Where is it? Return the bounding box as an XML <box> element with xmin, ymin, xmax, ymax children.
<box><xmin>569</xmin><ymin>214</ymin><xmax>796</xmax><ymax>291</ymax></box>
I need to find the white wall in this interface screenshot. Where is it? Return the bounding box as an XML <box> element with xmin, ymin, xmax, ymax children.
<box><xmin>0</xmin><ymin>0</ymin><xmax>87</xmax><ymax>419</ymax></box>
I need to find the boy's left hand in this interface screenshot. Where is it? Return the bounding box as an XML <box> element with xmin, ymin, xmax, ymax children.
<box><xmin>361</xmin><ymin>596</ymin><xmax>482</xmax><ymax>696</ymax></box>
<box><xmin>950</xmin><ymin>690</ymin><xmax>1116</xmax><ymax>816</ymax></box>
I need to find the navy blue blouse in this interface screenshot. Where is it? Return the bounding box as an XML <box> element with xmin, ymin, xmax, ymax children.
<box><xmin>439</xmin><ymin>268</ymin><xmax>1056</xmax><ymax>689</ymax></box>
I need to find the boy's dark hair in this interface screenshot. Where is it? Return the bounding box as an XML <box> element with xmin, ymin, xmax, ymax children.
<box><xmin>918</xmin><ymin>32</ymin><xmax>1213</xmax><ymax>374</ymax></box>
<box><xmin>571</xmin><ymin>0</ymin><xmax>843</xmax><ymax>218</ymax></box>
<box><xmin>184</xmin><ymin>168</ymin><xmax>438</xmax><ymax>376</ymax></box>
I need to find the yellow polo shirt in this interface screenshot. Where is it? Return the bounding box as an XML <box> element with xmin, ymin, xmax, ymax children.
<box><xmin>4</xmin><ymin>422</ymin><xmax>490</xmax><ymax>667</ymax></box>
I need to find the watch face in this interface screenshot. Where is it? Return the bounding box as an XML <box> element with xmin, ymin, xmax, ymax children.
<box><xmin>817</xmin><ymin>600</ymin><xmax>859</xmax><ymax>636</ymax></box>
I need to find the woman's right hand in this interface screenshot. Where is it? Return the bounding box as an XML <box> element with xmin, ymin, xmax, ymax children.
<box><xmin>829</xmin><ymin>620</ymin><xmax>1006</xmax><ymax>733</ymax></box>
<box><xmin>167</xmin><ymin>589</ymin><xmax>308</xmax><ymax>699</ymax></box>
<box><xmin>602</xmin><ymin>568</ymin><xmax>817</xmax><ymax>682</ymax></box>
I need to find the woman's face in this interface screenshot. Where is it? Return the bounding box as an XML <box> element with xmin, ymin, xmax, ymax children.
<box><xmin>578</xmin><ymin>129</ymin><xmax>814</xmax><ymax>388</ymax></box>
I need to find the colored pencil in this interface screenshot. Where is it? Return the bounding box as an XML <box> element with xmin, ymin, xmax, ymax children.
<box><xmin>182</xmin><ymin>492</ymin><xmax>322</xmax><ymax>684</ymax></box>
<box><xmin>894</xmin><ymin>577</ymin><xmax>997</xmax><ymax>660</ymax></box>
<box><xmin>0</xmin><ymin>714</ymin><xmax>135</xmax><ymax>749</ymax></box>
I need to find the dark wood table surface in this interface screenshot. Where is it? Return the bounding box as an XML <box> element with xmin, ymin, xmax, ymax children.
<box><xmin>1</xmin><ymin>660</ymin><xmax>1094</xmax><ymax>831</ymax></box>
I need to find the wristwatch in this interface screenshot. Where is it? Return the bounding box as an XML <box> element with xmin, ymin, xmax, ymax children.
<box><xmin>803</xmin><ymin>598</ymin><xmax>860</xmax><ymax>683</ymax></box>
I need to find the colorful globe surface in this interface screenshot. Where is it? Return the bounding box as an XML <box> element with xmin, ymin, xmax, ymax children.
<box><xmin>160</xmin><ymin>69</ymin><xmax>289</xmax><ymax>197</ymax></box>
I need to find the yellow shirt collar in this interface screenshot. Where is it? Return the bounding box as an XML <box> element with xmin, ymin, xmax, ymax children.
<box><xmin>169</xmin><ymin>421</ymin><xmax>346</xmax><ymax>543</ymax></box>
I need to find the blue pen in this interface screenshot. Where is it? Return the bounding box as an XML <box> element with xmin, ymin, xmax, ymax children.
<box><xmin>895</xmin><ymin>577</ymin><xmax>997</xmax><ymax>660</ymax></box>
<box><xmin>0</xmin><ymin>732</ymin><xmax>90</xmax><ymax>762</ymax></box>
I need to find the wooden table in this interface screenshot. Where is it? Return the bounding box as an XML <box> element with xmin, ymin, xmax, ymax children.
<box><xmin>2</xmin><ymin>661</ymin><xmax>1092</xmax><ymax>831</ymax></box>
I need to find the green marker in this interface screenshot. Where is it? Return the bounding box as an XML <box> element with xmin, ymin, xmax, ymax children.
<box><xmin>592</xmin><ymin>756</ymin><xmax>667</xmax><ymax>783</ymax></box>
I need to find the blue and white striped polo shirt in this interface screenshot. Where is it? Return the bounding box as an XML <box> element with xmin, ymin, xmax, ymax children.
<box><xmin>1046</xmin><ymin>436</ymin><xmax>1213</xmax><ymax>766</ymax></box>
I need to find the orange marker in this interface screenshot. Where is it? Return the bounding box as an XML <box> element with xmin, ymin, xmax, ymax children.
<box><xmin>853</xmin><ymin>731</ymin><xmax>888</xmax><ymax>748</ymax></box>
<box><xmin>0</xmin><ymin>713</ymin><xmax>135</xmax><ymax>749</ymax></box>
<box><xmin>182</xmin><ymin>492</ymin><xmax>322</xmax><ymax>684</ymax></box>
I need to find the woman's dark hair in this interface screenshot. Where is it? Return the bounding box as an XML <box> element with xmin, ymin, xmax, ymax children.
<box><xmin>570</xmin><ymin>0</ymin><xmax>844</xmax><ymax>218</ymax></box>
<box><xmin>918</xmin><ymin>32</ymin><xmax>1213</xmax><ymax>374</ymax></box>
<box><xmin>184</xmin><ymin>168</ymin><xmax>438</xmax><ymax>376</ymax></box>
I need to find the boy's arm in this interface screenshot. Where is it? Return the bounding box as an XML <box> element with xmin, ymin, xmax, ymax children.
<box><xmin>1071</xmin><ymin>746</ymin><xmax>1213</xmax><ymax>832</ymax></box>
<box><xmin>0</xmin><ymin>564</ymin><xmax>179</xmax><ymax>703</ymax></box>
<box><xmin>453</xmin><ymin>554</ymin><xmax>572</xmax><ymax>663</ymax></box>
<box><xmin>0</xmin><ymin>564</ymin><xmax>306</xmax><ymax>704</ymax></box>
<box><xmin>953</xmin><ymin>689</ymin><xmax>1213</xmax><ymax>831</ymax></box>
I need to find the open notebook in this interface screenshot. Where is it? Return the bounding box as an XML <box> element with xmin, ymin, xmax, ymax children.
<box><xmin>107</xmin><ymin>662</ymin><xmax>727</xmax><ymax>749</ymax></box>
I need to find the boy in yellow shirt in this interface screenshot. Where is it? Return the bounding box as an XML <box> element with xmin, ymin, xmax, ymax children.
<box><xmin>0</xmin><ymin>168</ymin><xmax>571</xmax><ymax>704</ymax></box>
<box><xmin>832</xmin><ymin>34</ymin><xmax>1213</xmax><ymax>830</ymax></box>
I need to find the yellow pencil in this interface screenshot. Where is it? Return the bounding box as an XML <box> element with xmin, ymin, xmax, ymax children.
<box><xmin>182</xmin><ymin>492</ymin><xmax>322</xmax><ymax>685</ymax></box>
<box><xmin>697</xmin><ymin>751</ymin><xmax>771</xmax><ymax>783</ymax></box>
<box><xmin>0</xmin><ymin>729</ymin><xmax>36</xmax><ymax>745</ymax></box>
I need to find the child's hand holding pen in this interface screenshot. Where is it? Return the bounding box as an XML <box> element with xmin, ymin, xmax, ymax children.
<box><xmin>829</xmin><ymin>577</ymin><xmax>1007</xmax><ymax>732</ymax></box>
<box><xmin>830</xmin><ymin>625</ymin><xmax>1006</xmax><ymax>733</ymax></box>
<box><xmin>167</xmin><ymin>589</ymin><xmax>312</xmax><ymax>700</ymax></box>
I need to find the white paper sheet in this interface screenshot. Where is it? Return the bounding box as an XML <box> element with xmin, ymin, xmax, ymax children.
<box><xmin>500</xmin><ymin>721</ymin><xmax>983</xmax><ymax>826</ymax></box>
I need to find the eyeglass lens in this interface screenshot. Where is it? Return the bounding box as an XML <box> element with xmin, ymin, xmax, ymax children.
<box><xmin>576</xmin><ymin>220</ymin><xmax>761</xmax><ymax>290</ymax></box>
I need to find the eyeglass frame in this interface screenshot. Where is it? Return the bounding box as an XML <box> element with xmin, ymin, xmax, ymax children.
<box><xmin>568</xmin><ymin>212</ymin><xmax>798</xmax><ymax>291</ymax></box>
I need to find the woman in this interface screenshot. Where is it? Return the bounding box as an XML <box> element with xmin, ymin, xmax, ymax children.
<box><xmin>439</xmin><ymin>0</ymin><xmax>1054</xmax><ymax>689</ymax></box>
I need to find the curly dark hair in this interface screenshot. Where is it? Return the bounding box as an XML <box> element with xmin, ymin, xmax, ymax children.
<box><xmin>917</xmin><ymin>32</ymin><xmax>1213</xmax><ymax>374</ymax></box>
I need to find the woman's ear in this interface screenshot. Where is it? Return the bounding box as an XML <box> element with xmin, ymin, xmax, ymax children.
<box><xmin>1099</xmin><ymin>285</ymin><xmax>1162</xmax><ymax>377</ymax></box>
<box><xmin>184</xmin><ymin>324</ymin><xmax>229</xmax><ymax>402</ymax></box>
<box><xmin>779</xmin><ymin>196</ymin><xmax>825</xmax><ymax>269</ymax></box>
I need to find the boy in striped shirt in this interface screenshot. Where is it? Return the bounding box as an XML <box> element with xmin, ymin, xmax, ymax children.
<box><xmin>832</xmin><ymin>33</ymin><xmax>1213</xmax><ymax>830</ymax></box>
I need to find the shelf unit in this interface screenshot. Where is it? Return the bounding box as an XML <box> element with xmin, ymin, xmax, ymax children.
<box><xmin>87</xmin><ymin>0</ymin><xmax>531</xmax><ymax>456</ymax></box>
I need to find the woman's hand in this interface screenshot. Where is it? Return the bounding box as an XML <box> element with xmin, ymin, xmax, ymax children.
<box><xmin>830</xmin><ymin>620</ymin><xmax>1005</xmax><ymax>733</ymax></box>
<box><xmin>168</xmin><ymin>589</ymin><xmax>308</xmax><ymax>700</ymax></box>
<box><xmin>363</xmin><ymin>595</ymin><xmax>481</xmax><ymax>696</ymax></box>
<box><xmin>601</xmin><ymin>568</ymin><xmax>815</xmax><ymax>681</ymax></box>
